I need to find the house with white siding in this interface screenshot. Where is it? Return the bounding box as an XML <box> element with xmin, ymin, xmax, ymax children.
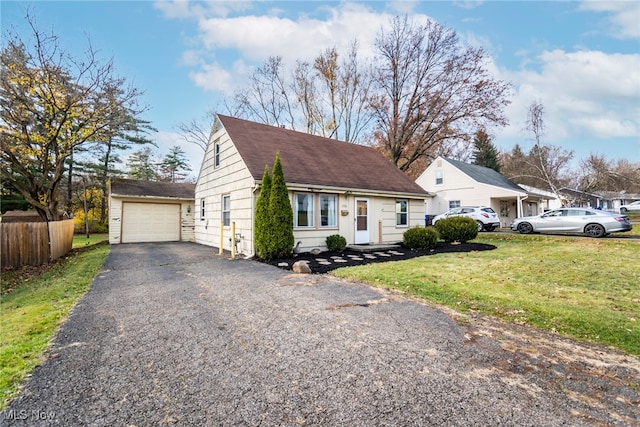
<box><xmin>416</xmin><ymin>157</ymin><xmax>553</xmax><ymax>228</ymax></box>
<box><xmin>195</xmin><ymin>115</ymin><xmax>431</xmax><ymax>257</ymax></box>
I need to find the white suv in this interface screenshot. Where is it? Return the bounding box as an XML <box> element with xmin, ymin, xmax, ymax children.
<box><xmin>432</xmin><ymin>206</ymin><xmax>500</xmax><ymax>231</ymax></box>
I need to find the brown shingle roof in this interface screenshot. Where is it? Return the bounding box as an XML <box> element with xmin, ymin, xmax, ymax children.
<box><xmin>110</xmin><ymin>178</ymin><xmax>195</xmax><ymax>199</ymax></box>
<box><xmin>217</xmin><ymin>115</ymin><xmax>428</xmax><ymax>196</ymax></box>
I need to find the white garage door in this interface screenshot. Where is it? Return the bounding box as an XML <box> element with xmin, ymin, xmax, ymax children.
<box><xmin>121</xmin><ymin>202</ymin><xmax>180</xmax><ymax>243</ymax></box>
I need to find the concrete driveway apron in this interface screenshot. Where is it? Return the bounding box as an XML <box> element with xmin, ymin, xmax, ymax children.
<box><xmin>2</xmin><ymin>242</ymin><xmax>638</xmax><ymax>426</ymax></box>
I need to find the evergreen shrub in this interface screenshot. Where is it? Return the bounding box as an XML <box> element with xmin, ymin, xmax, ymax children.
<box><xmin>403</xmin><ymin>226</ymin><xmax>439</xmax><ymax>249</ymax></box>
<box><xmin>326</xmin><ymin>234</ymin><xmax>347</xmax><ymax>251</ymax></box>
<box><xmin>434</xmin><ymin>216</ymin><xmax>478</xmax><ymax>243</ymax></box>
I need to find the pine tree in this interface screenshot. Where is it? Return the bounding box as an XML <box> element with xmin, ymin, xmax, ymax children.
<box><xmin>254</xmin><ymin>166</ymin><xmax>272</xmax><ymax>259</ymax></box>
<box><xmin>159</xmin><ymin>146</ymin><xmax>192</xmax><ymax>182</ymax></box>
<box><xmin>266</xmin><ymin>153</ymin><xmax>294</xmax><ymax>258</ymax></box>
<box><xmin>472</xmin><ymin>130</ymin><xmax>501</xmax><ymax>172</ymax></box>
<box><xmin>126</xmin><ymin>147</ymin><xmax>158</xmax><ymax>180</ymax></box>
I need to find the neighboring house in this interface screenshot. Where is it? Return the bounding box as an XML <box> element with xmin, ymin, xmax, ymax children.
<box><xmin>109</xmin><ymin>178</ymin><xmax>196</xmax><ymax>244</ymax></box>
<box><xmin>415</xmin><ymin>156</ymin><xmax>553</xmax><ymax>228</ymax></box>
<box><xmin>519</xmin><ymin>185</ymin><xmax>563</xmax><ymax>211</ymax></box>
<box><xmin>599</xmin><ymin>191</ymin><xmax>640</xmax><ymax>212</ymax></box>
<box><xmin>558</xmin><ymin>188</ymin><xmax>603</xmax><ymax>210</ymax></box>
<box><xmin>194</xmin><ymin>114</ymin><xmax>431</xmax><ymax>256</ymax></box>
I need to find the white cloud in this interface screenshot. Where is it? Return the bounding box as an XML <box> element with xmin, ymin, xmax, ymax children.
<box><xmin>195</xmin><ymin>3</ymin><xmax>390</xmax><ymax>63</ymax></box>
<box><xmin>188</xmin><ymin>62</ymin><xmax>235</xmax><ymax>92</ymax></box>
<box><xmin>497</xmin><ymin>49</ymin><xmax>640</xmax><ymax>143</ymax></box>
<box><xmin>579</xmin><ymin>0</ymin><xmax>640</xmax><ymax>39</ymax></box>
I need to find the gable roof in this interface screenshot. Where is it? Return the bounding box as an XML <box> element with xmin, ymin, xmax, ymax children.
<box><xmin>216</xmin><ymin>115</ymin><xmax>429</xmax><ymax>196</ymax></box>
<box><xmin>110</xmin><ymin>178</ymin><xmax>195</xmax><ymax>199</ymax></box>
<box><xmin>443</xmin><ymin>157</ymin><xmax>526</xmax><ymax>193</ymax></box>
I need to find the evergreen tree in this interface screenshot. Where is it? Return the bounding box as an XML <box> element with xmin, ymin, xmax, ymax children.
<box><xmin>254</xmin><ymin>166</ymin><xmax>272</xmax><ymax>259</ymax></box>
<box><xmin>471</xmin><ymin>130</ymin><xmax>501</xmax><ymax>172</ymax></box>
<box><xmin>159</xmin><ymin>146</ymin><xmax>192</xmax><ymax>182</ymax></box>
<box><xmin>127</xmin><ymin>147</ymin><xmax>158</xmax><ymax>180</ymax></box>
<box><xmin>266</xmin><ymin>153</ymin><xmax>294</xmax><ymax>258</ymax></box>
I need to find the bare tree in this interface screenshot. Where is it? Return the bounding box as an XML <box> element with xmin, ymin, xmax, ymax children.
<box><xmin>578</xmin><ymin>154</ymin><xmax>640</xmax><ymax>193</ymax></box>
<box><xmin>0</xmin><ymin>12</ymin><xmax>146</xmax><ymax>221</ymax></box>
<box><xmin>523</xmin><ymin>101</ymin><xmax>573</xmax><ymax>198</ymax></box>
<box><xmin>232</xmin><ymin>56</ymin><xmax>296</xmax><ymax>129</ymax></box>
<box><xmin>370</xmin><ymin>15</ymin><xmax>511</xmax><ymax>176</ymax></box>
<box><xmin>175</xmin><ymin>109</ymin><xmax>216</xmax><ymax>152</ymax></box>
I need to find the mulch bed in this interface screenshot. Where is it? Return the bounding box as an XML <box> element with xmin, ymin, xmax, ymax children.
<box><xmin>260</xmin><ymin>242</ymin><xmax>497</xmax><ymax>274</ymax></box>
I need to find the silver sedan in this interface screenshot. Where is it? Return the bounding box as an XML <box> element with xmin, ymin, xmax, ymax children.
<box><xmin>510</xmin><ymin>208</ymin><xmax>632</xmax><ymax>238</ymax></box>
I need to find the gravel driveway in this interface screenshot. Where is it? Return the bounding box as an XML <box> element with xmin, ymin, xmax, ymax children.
<box><xmin>2</xmin><ymin>242</ymin><xmax>638</xmax><ymax>426</ymax></box>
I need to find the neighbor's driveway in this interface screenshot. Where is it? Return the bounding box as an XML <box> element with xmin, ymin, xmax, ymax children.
<box><xmin>2</xmin><ymin>242</ymin><xmax>638</xmax><ymax>426</ymax></box>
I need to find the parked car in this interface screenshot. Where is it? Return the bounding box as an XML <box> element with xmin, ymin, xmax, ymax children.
<box><xmin>619</xmin><ymin>201</ymin><xmax>640</xmax><ymax>213</ymax></box>
<box><xmin>510</xmin><ymin>208</ymin><xmax>632</xmax><ymax>238</ymax></box>
<box><xmin>432</xmin><ymin>206</ymin><xmax>500</xmax><ymax>231</ymax></box>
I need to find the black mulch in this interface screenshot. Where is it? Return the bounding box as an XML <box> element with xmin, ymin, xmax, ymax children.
<box><xmin>260</xmin><ymin>242</ymin><xmax>497</xmax><ymax>274</ymax></box>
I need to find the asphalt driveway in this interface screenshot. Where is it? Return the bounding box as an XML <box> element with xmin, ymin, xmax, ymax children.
<box><xmin>2</xmin><ymin>242</ymin><xmax>638</xmax><ymax>426</ymax></box>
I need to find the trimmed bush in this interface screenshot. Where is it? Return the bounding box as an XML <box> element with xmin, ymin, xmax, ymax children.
<box><xmin>265</xmin><ymin>153</ymin><xmax>294</xmax><ymax>259</ymax></box>
<box><xmin>434</xmin><ymin>216</ymin><xmax>478</xmax><ymax>243</ymax></box>
<box><xmin>403</xmin><ymin>226</ymin><xmax>439</xmax><ymax>249</ymax></box>
<box><xmin>254</xmin><ymin>166</ymin><xmax>272</xmax><ymax>259</ymax></box>
<box><xmin>326</xmin><ymin>234</ymin><xmax>347</xmax><ymax>251</ymax></box>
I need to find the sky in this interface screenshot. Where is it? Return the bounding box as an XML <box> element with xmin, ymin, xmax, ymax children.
<box><xmin>2</xmin><ymin>0</ymin><xmax>639</xmax><ymax>179</ymax></box>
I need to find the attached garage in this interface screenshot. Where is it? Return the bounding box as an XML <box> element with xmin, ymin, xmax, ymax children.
<box><xmin>109</xmin><ymin>179</ymin><xmax>196</xmax><ymax>245</ymax></box>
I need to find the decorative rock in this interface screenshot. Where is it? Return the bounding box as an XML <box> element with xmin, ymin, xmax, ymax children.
<box><xmin>310</xmin><ymin>248</ymin><xmax>322</xmax><ymax>255</ymax></box>
<box><xmin>292</xmin><ymin>260</ymin><xmax>312</xmax><ymax>274</ymax></box>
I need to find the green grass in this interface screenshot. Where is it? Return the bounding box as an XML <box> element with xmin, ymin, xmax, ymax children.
<box><xmin>334</xmin><ymin>233</ymin><xmax>640</xmax><ymax>356</ymax></box>
<box><xmin>72</xmin><ymin>233</ymin><xmax>108</xmax><ymax>248</ymax></box>
<box><xmin>0</xmin><ymin>242</ymin><xmax>110</xmax><ymax>410</ymax></box>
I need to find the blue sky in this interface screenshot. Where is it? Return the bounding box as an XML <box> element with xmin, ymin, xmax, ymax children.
<box><xmin>2</xmin><ymin>1</ymin><xmax>639</xmax><ymax>177</ymax></box>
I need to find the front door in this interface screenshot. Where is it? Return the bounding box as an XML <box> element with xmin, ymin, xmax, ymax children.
<box><xmin>355</xmin><ymin>198</ymin><xmax>369</xmax><ymax>244</ymax></box>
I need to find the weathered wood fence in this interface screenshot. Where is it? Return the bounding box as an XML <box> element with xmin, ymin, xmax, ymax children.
<box><xmin>1</xmin><ymin>219</ymin><xmax>75</xmax><ymax>268</ymax></box>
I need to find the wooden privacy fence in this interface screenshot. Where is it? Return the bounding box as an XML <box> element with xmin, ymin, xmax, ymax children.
<box><xmin>1</xmin><ymin>219</ymin><xmax>75</xmax><ymax>268</ymax></box>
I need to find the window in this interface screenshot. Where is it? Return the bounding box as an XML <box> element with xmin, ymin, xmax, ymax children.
<box><xmin>214</xmin><ymin>142</ymin><xmax>220</xmax><ymax>168</ymax></box>
<box><xmin>435</xmin><ymin>170</ymin><xmax>444</xmax><ymax>185</ymax></box>
<box><xmin>200</xmin><ymin>199</ymin><xmax>205</xmax><ymax>220</ymax></box>
<box><xmin>396</xmin><ymin>199</ymin><xmax>408</xmax><ymax>226</ymax></box>
<box><xmin>222</xmin><ymin>195</ymin><xmax>230</xmax><ymax>226</ymax></box>
<box><xmin>320</xmin><ymin>194</ymin><xmax>337</xmax><ymax>227</ymax></box>
<box><xmin>449</xmin><ymin>200</ymin><xmax>461</xmax><ymax>209</ymax></box>
<box><xmin>294</xmin><ymin>193</ymin><xmax>314</xmax><ymax>228</ymax></box>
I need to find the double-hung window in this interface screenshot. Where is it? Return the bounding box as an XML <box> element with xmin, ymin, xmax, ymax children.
<box><xmin>435</xmin><ymin>170</ymin><xmax>444</xmax><ymax>185</ymax></box>
<box><xmin>396</xmin><ymin>199</ymin><xmax>408</xmax><ymax>226</ymax></box>
<box><xmin>294</xmin><ymin>193</ymin><xmax>338</xmax><ymax>229</ymax></box>
<box><xmin>319</xmin><ymin>194</ymin><xmax>337</xmax><ymax>228</ymax></box>
<box><xmin>449</xmin><ymin>200</ymin><xmax>461</xmax><ymax>209</ymax></box>
<box><xmin>222</xmin><ymin>195</ymin><xmax>230</xmax><ymax>226</ymax></box>
<box><xmin>294</xmin><ymin>193</ymin><xmax>314</xmax><ymax>228</ymax></box>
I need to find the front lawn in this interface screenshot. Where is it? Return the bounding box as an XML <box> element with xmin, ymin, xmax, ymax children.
<box><xmin>0</xmin><ymin>242</ymin><xmax>110</xmax><ymax>410</ymax></box>
<box><xmin>333</xmin><ymin>233</ymin><xmax>640</xmax><ymax>356</ymax></box>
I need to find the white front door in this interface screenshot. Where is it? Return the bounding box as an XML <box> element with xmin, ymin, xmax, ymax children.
<box><xmin>354</xmin><ymin>198</ymin><xmax>369</xmax><ymax>244</ymax></box>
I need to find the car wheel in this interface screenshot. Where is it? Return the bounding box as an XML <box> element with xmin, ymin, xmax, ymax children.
<box><xmin>517</xmin><ymin>222</ymin><xmax>533</xmax><ymax>234</ymax></box>
<box><xmin>620</xmin><ymin>208</ymin><xmax>628</xmax><ymax>213</ymax></box>
<box><xmin>476</xmin><ymin>221</ymin><xmax>484</xmax><ymax>232</ymax></box>
<box><xmin>584</xmin><ymin>223</ymin><xmax>605</xmax><ymax>238</ymax></box>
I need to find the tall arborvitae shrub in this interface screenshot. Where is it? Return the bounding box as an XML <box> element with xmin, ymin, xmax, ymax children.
<box><xmin>254</xmin><ymin>166</ymin><xmax>272</xmax><ymax>259</ymax></box>
<box><xmin>266</xmin><ymin>153</ymin><xmax>294</xmax><ymax>258</ymax></box>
